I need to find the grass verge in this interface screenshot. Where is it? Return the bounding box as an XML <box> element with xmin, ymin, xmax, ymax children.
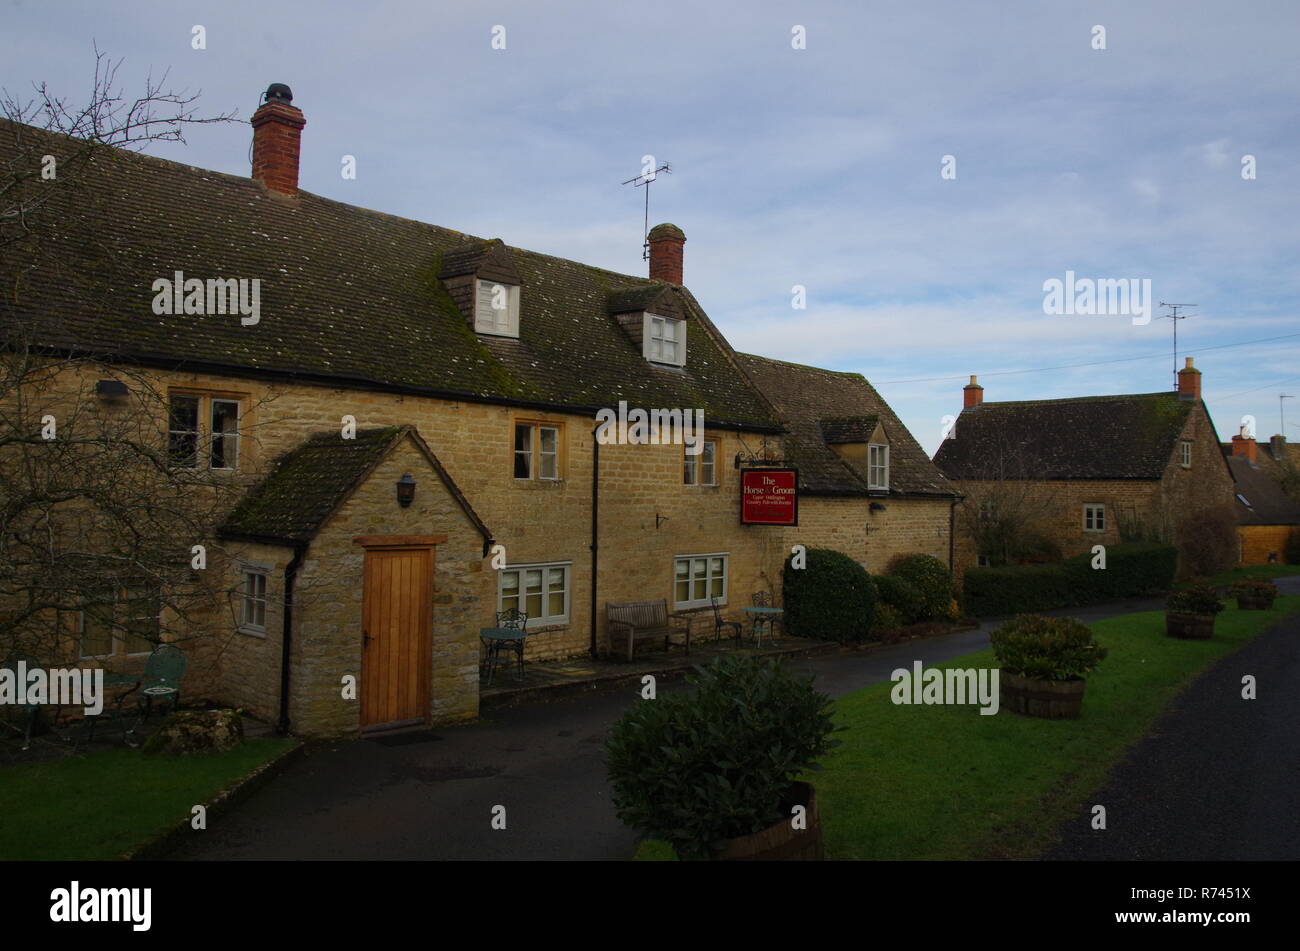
<box><xmin>0</xmin><ymin>737</ymin><xmax>296</xmax><ymax>860</ymax></box>
<box><xmin>633</xmin><ymin>596</ymin><xmax>1300</xmax><ymax>860</ymax></box>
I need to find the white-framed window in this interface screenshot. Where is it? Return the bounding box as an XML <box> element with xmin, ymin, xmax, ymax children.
<box><xmin>513</xmin><ymin>421</ymin><xmax>562</xmax><ymax>480</ymax></box>
<box><xmin>474</xmin><ymin>279</ymin><xmax>520</xmax><ymax>338</ymax></box>
<box><xmin>978</xmin><ymin>498</ymin><xmax>997</xmax><ymax>523</ymax></box>
<box><xmin>673</xmin><ymin>553</ymin><xmax>728</xmax><ymax>609</ymax></box>
<box><xmin>499</xmin><ymin>562</ymin><xmax>570</xmax><ymax>628</ymax></box>
<box><xmin>169</xmin><ymin>392</ymin><xmax>243</xmax><ymax>470</ymax></box>
<box><xmin>1180</xmin><ymin>440</ymin><xmax>1192</xmax><ymax>468</ymax></box>
<box><xmin>683</xmin><ymin>440</ymin><xmax>717</xmax><ymax>486</ymax></box>
<box><xmin>644</xmin><ymin>313</ymin><xmax>685</xmax><ymax>366</ymax></box>
<box><xmin>78</xmin><ymin>589</ymin><xmax>160</xmax><ymax>658</ymax></box>
<box><xmin>1083</xmin><ymin>504</ymin><xmax>1105</xmax><ymax>532</ymax></box>
<box><xmin>868</xmin><ymin>443</ymin><xmax>889</xmax><ymax>490</ymax></box>
<box><xmin>240</xmin><ymin>568</ymin><xmax>269</xmax><ymax>634</ymax></box>
<box><xmin>977</xmin><ymin>554</ymin><xmax>992</xmax><ymax>568</ymax></box>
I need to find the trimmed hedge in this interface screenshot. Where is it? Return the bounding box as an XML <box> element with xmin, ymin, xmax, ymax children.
<box><xmin>885</xmin><ymin>554</ymin><xmax>953</xmax><ymax>621</ymax></box>
<box><xmin>783</xmin><ymin>547</ymin><xmax>877</xmax><ymax>642</ymax></box>
<box><xmin>961</xmin><ymin>543</ymin><xmax>1177</xmax><ymax>617</ymax></box>
<box><xmin>873</xmin><ymin>574</ymin><xmax>926</xmax><ymax>625</ymax></box>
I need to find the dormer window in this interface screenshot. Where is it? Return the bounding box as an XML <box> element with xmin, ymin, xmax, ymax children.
<box><xmin>868</xmin><ymin>443</ymin><xmax>889</xmax><ymax>490</ymax></box>
<box><xmin>475</xmin><ymin>279</ymin><xmax>520</xmax><ymax>338</ymax></box>
<box><xmin>645</xmin><ymin>314</ymin><xmax>685</xmax><ymax>366</ymax></box>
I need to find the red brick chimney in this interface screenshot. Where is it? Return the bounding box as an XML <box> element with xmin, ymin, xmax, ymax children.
<box><xmin>251</xmin><ymin>83</ymin><xmax>305</xmax><ymax>195</ymax></box>
<box><xmin>963</xmin><ymin>374</ymin><xmax>984</xmax><ymax>409</ymax></box>
<box><xmin>1232</xmin><ymin>426</ymin><xmax>1258</xmax><ymax>463</ymax></box>
<box><xmin>1176</xmin><ymin>356</ymin><xmax>1201</xmax><ymax>400</ymax></box>
<box><xmin>647</xmin><ymin>223</ymin><xmax>685</xmax><ymax>284</ymax></box>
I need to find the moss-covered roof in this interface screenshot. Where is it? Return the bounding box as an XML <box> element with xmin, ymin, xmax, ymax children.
<box><xmin>933</xmin><ymin>392</ymin><xmax>1196</xmax><ymax>480</ymax></box>
<box><xmin>218</xmin><ymin>425</ymin><xmax>493</xmax><ymax>546</ymax></box>
<box><xmin>736</xmin><ymin>355</ymin><xmax>956</xmax><ymax>497</ymax></box>
<box><xmin>0</xmin><ymin>119</ymin><xmax>779</xmax><ymax>431</ymax></box>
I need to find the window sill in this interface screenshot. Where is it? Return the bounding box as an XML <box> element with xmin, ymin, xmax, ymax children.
<box><xmin>514</xmin><ymin>479</ymin><xmax>566</xmax><ymax>489</ymax></box>
<box><xmin>238</xmin><ymin>625</ymin><xmax>268</xmax><ymax>639</ymax></box>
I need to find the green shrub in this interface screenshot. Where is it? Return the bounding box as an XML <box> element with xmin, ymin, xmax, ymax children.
<box><xmin>873</xmin><ymin>574</ymin><xmax>925</xmax><ymax>625</ymax></box>
<box><xmin>873</xmin><ymin>602</ymin><xmax>903</xmax><ymax>632</ymax></box>
<box><xmin>885</xmin><ymin>554</ymin><xmax>953</xmax><ymax>621</ymax></box>
<box><xmin>990</xmin><ymin>614</ymin><xmax>1108</xmax><ymax>681</ymax></box>
<box><xmin>961</xmin><ymin>543</ymin><xmax>1177</xmax><ymax>617</ymax></box>
<box><xmin>782</xmin><ymin>547</ymin><xmax>877</xmax><ymax>642</ymax></box>
<box><xmin>605</xmin><ymin>655</ymin><xmax>838</xmax><ymax>861</ymax></box>
<box><xmin>1167</xmin><ymin>584</ymin><xmax>1224</xmax><ymax>616</ymax></box>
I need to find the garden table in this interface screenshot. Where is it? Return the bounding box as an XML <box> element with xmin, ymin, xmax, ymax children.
<box><xmin>480</xmin><ymin>627</ymin><xmax>529</xmax><ymax>685</ymax></box>
<box><xmin>741</xmin><ymin>606</ymin><xmax>784</xmax><ymax>647</ymax></box>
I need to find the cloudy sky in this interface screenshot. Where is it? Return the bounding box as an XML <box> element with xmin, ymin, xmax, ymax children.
<box><xmin>6</xmin><ymin>0</ymin><xmax>1300</xmax><ymax>453</ymax></box>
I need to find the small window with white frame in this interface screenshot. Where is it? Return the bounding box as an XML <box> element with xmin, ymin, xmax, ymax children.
<box><xmin>1179</xmin><ymin>440</ymin><xmax>1192</xmax><ymax>468</ymax></box>
<box><xmin>644</xmin><ymin>313</ymin><xmax>685</xmax><ymax>366</ymax></box>
<box><xmin>673</xmin><ymin>553</ymin><xmax>728</xmax><ymax>609</ymax></box>
<box><xmin>168</xmin><ymin>391</ymin><xmax>244</xmax><ymax>471</ymax></box>
<box><xmin>474</xmin><ymin>279</ymin><xmax>520</xmax><ymax>338</ymax></box>
<box><xmin>513</xmin><ymin>421</ymin><xmax>562</xmax><ymax>480</ymax></box>
<box><xmin>499</xmin><ymin>562</ymin><xmax>570</xmax><ymax>628</ymax></box>
<box><xmin>683</xmin><ymin>440</ymin><xmax>717</xmax><ymax>486</ymax></box>
<box><xmin>240</xmin><ymin>567</ymin><xmax>269</xmax><ymax>634</ymax></box>
<box><xmin>78</xmin><ymin>588</ymin><xmax>161</xmax><ymax>658</ymax></box>
<box><xmin>868</xmin><ymin>443</ymin><xmax>889</xmax><ymax>490</ymax></box>
<box><xmin>1083</xmin><ymin>503</ymin><xmax>1105</xmax><ymax>532</ymax></box>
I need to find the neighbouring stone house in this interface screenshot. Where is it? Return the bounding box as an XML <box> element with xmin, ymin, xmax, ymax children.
<box><xmin>736</xmin><ymin>355</ymin><xmax>959</xmax><ymax>572</ymax></box>
<box><xmin>0</xmin><ymin>85</ymin><xmax>949</xmax><ymax>737</ymax></box>
<box><xmin>1221</xmin><ymin>432</ymin><xmax>1300</xmax><ymax>565</ymax></box>
<box><xmin>932</xmin><ymin>360</ymin><xmax>1237</xmax><ymax>573</ymax></box>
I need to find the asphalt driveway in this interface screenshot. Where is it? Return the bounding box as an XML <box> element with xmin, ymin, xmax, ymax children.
<box><xmin>166</xmin><ymin>584</ymin><xmax>1292</xmax><ymax>861</ymax></box>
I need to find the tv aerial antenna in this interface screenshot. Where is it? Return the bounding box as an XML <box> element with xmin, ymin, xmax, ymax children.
<box><xmin>622</xmin><ymin>161</ymin><xmax>671</xmax><ymax>259</ymax></box>
<box><xmin>1159</xmin><ymin>301</ymin><xmax>1197</xmax><ymax>389</ymax></box>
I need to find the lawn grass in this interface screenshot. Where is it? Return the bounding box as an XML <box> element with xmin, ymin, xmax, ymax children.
<box><xmin>0</xmin><ymin>737</ymin><xmax>296</xmax><ymax>860</ymax></box>
<box><xmin>633</xmin><ymin>595</ymin><xmax>1300</xmax><ymax>860</ymax></box>
<box><xmin>1195</xmin><ymin>564</ymin><xmax>1299</xmax><ymax>587</ymax></box>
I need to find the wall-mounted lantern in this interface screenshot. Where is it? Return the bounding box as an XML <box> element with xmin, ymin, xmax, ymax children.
<box><xmin>869</xmin><ymin>502</ymin><xmax>887</xmax><ymax>513</ymax></box>
<box><xmin>95</xmin><ymin>379</ymin><xmax>128</xmax><ymax>398</ymax></box>
<box><xmin>396</xmin><ymin>473</ymin><xmax>416</xmax><ymax>508</ymax></box>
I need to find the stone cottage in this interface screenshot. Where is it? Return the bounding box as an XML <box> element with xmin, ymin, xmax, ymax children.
<box><xmin>0</xmin><ymin>84</ymin><xmax>950</xmax><ymax>736</ymax></box>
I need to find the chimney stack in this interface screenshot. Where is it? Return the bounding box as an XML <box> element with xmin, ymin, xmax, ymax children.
<box><xmin>1270</xmin><ymin>433</ymin><xmax>1288</xmax><ymax>461</ymax></box>
<box><xmin>1232</xmin><ymin>426</ymin><xmax>1258</xmax><ymax>463</ymax></box>
<box><xmin>1176</xmin><ymin>356</ymin><xmax>1201</xmax><ymax>400</ymax></box>
<box><xmin>963</xmin><ymin>374</ymin><xmax>984</xmax><ymax>409</ymax></box>
<box><xmin>647</xmin><ymin>223</ymin><xmax>685</xmax><ymax>285</ymax></box>
<box><xmin>251</xmin><ymin>83</ymin><xmax>305</xmax><ymax>196</ymax></box>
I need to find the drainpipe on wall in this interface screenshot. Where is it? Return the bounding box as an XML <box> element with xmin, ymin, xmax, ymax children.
<box><xmin>948</xmin><ymin>499</ymin><xmax>957</xmax><ymax>572</ymax></box>
<box><xmin>589</xmin><ymin>423</ymin><xmax>600</xmax><ymax>660</ymax></box>
<box><xmin>277</xmin><ymin>543</ymin><xmax>307</xmax><ymax>736</ymax></box>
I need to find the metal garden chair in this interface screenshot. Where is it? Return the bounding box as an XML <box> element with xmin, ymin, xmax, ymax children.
<box><xmin>481</xmin><ymin>609</ymin><xmax>528</xmax><ymax>684</ymax></box>
<box><xmin>750</xmin><ymin>591</ymin><xmax>780</xmax><ymax>645</ymax></box>
<box><xmin>710</xmin><ymin>597</ymin><xmax>743</xmax><ymax>646</ymax></box>
<box><xmin>1</xmin><ymin>653</ymin><xmax>47</xmax><ymax>751</ymax></box>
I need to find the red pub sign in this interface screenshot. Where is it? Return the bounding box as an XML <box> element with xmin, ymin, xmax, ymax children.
<box><xmin>740</xmin><ymin>468</ymin><xmax>799</xmax><ymax>526</ymax></box>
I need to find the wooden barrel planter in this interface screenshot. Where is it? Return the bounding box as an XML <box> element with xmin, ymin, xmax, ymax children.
<box><xmin>1000</xmin><ymin>672</ymin><xmax>1085</xmax><ymax>719</ymax></box>
<box><xmin>713</xmin><ymin>781</ymin><xmax>823</xmax><ymax>861</ymax></box>
<box><xmin>1235</xmin><ymin>595</ymin><xmax>1275</xmax><ymax>611</ymax></box>
<box><xmin>1166</xmin><ymin>612</ymin><xmax>1215</xmax><ymax>639</ymax></box>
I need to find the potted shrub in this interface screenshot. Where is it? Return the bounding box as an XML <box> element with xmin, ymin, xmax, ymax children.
<box><xmin>1230</xmin><ymin>579</ymin><xmax>1278</xmax><ymax>610</ymax></box>
<box><xmin>990</xmin><ymin>614</ymin><xmax>1108</xmax><ymax>719</ymax></box>
<box><xmin>1166</xmin><ymin>584</ymin><xmax>1224</xmax><ymax>639</ymax></box>
<box><xmin>606</xmin><ymin>655</ymin><xmax>838</xmax><ymax>860</ymax></box>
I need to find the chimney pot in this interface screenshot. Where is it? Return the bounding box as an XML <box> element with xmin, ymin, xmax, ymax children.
<box><xmin>251</xmin><ymin>83</ymin><xmax>305</xmax><ymax>196</ymax></box>
<box><xmin>963</xmin><ymin>374</ymin><xmax>984</xmax><ymax>409</ymax></box>
<box><xmin>1176</xmin><ymin>356</ymin><xmax>1202</xmax><ymax>400</ymax></box>
<box><xmin>1231</xmin><ymin>430</ymin><xmax>1258</xmax><ymax>463</ymax></box>
<box><xmin>647</xmin><ymin>222</ymin><xmax>685</xmax><ymax>284</ymax></box>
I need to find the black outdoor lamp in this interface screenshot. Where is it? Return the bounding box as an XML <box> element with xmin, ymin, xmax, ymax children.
<box><xmin>869</xmin><ymin>502</ymin><xmax>887</xmax><ymax>512</ymax></box>
<box><xmin>396</xmin><ymin>473</ymin><xmax>416</xmax><ymax>508</ymax></box>
<box><xmin>95</xmin><ymin>379</ymin><xmax>129</xmax><ymax>398</ymax></box>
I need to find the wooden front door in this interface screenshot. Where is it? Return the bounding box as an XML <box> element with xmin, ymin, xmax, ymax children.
<box><xmin>355</xmin><ymin>536</ymin><xmax>443</xmax><ymax>730</ymax></box>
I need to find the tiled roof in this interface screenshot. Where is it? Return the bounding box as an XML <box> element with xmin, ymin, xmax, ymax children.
<box><xmin>0</xmin><ymin>119</ymin><xmax>780</xmax><ymax>432</ymax></box>
<box><xmin>933</xmin><ymin>392</ymin><xmax>1196</xmax><ymax>481</ymax></box>
<box><xmin>1226</xmin><ymin>456</ymin><xmax>1300</xmax><ymax>526</ymax></box>
<box><xmin>735</xmin><ymin>354</ymin><xmax>956</xmax><ymax>498</ymax></box>
<box><xmin>218</xmin><ymin>425</ymin><xmax>492</xmax><ymax>546</ymax></box>
<box><xmin>819</xmin><ymin>415</ymin><xmax>879</xmax><ymax>444</ymax></box>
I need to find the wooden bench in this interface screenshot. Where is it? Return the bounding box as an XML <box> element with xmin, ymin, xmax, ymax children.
<box><xmin>605</xmin><ymin>600</ymin><xmax>692</xmax><ymax>662</ymax></box>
